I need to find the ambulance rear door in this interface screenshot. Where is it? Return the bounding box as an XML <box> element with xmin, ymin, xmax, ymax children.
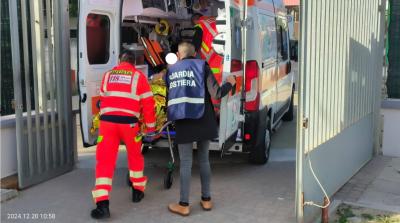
<box><xmin>218</xmin><ymin>0</ymin><xmax>247</xmax><ymax>151</ymax></box>
<box><xmin>78</xmin><ymin>0</ymin><xmax>121</xmax><ymax>146</ymax></box>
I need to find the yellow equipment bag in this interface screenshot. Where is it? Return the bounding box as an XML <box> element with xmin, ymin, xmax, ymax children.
<box><xmin>140</xmin><ymin>78</ymin><xmax>167</xmax><ymax>134</ymax></box>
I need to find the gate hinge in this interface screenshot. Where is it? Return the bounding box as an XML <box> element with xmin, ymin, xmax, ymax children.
<box><xmin>302</xmin><ymin>118</ymin><xmax>309</xmax><ymax>129</ymax></box>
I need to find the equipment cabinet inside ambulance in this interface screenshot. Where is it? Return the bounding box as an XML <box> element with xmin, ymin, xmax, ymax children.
<box><xmin>78</xmin><ymin>0</ymin><xmax>296</xmax><ymax>164</ymax></box>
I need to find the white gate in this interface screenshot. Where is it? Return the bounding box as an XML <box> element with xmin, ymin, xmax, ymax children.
<box><xmin>296</xmin><ymin>0</ymin><xmax>387</xmax><ymax>221</ymax></box>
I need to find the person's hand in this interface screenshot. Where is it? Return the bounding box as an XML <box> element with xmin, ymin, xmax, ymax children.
<box><xmin>226</xmin><ymin>75</ymin><xmax>236</xmax><ymax>86</ymax></box>
<box><xmin>151</xmin><ymin>70</ymin><xmax>167</xmax><ymax>81</ymax></box>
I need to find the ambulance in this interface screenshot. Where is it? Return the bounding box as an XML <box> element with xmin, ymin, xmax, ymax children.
<box><xmin>78</xmin><ymin>0</ymin><xmax>296</xmax><ymax>164</ymax></box>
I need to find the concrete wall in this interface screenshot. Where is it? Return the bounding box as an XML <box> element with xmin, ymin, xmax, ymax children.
<box><xmin>298</xmin><ymin>0</ymin><xmax>386</xmax><ymax>221</ymax></box>
<box><xmin>0</xmin><ymin>115</ymin><xmax>18</xmax><ymax>178</ymax></box>
<box><xmin>381</xmin><ymin>99</ymin><xmax>400</xmax><ymax>157</ymax></box>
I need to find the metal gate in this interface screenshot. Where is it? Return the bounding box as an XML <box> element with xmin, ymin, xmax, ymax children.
<box><xmin>9</xmin><ymin>0</ymin><xmax>74</xmax><ymax>189</ymax></box>
<box><xmin>296</xmin><ymin>0</ymin><xmax>387</xmax><ymax>221</ymax></box>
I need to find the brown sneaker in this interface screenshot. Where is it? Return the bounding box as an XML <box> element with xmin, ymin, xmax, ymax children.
<box><xmin>200</xmin><ymin>200</ymin><xmax>213</xmax><ymax>211</ymax></box>
<box><xmin>168</xmin><ymin>203</ymin><xmax>190</xmax><ymax>216</ymax></box>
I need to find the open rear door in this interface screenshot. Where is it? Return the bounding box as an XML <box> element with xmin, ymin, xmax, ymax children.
<box><xmin>218</xmin><ymin>0</ymin><xmax>246</xmax><ymax>151</ymax></box>
<box><xmin>78</xmin><ymin>0</ymin><xmax>121</xmax><ymax>146</ymax></box>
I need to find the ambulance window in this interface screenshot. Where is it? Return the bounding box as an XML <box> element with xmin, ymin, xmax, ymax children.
<box><xmin>86</xmin><ymin>13</ymin><xmax>110</xmax><ymax>65</ymax></box>
<box><xmin>142</xmin><ymin>0</ymin><xmax>166</xmax><ymax>11</ymax></box>
<box><xmin>259</xmin><ymin>15</ymin><xmax>277</xmax><ymax>61</ymax></box>
<box><xmin>277</xmin><ymin>25</ymin><xmax>288</xmax><ymax>61</ymax></box>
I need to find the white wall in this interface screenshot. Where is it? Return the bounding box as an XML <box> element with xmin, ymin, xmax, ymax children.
<box><xmin>0</xmin><ymin>115</ymin><xmax>18</xmax><ymax>178</ymax></box>
<box><xmin>381</xmin><ymin>100</ymin><xmax>400</xmax><ymax>157</ymax></box>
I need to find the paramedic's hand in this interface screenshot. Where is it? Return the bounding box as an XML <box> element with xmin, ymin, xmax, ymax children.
<box><xmin>151</xmin><ymin>70</ymin><xmax>167</xmax><ymax>81</ymax></box>
<box><xmin>226</xmin><ymin>75</ymin><xmax>236</xmax><ymax>86</ymax></box>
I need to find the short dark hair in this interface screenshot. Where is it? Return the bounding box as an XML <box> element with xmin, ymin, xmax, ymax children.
<box><xmin>119</xmin><ymin>50</ymin><xmax>135</xmax><ymax>64</ymax></box>
<box><xmin>178</xmin><ymin>41</ymin><xmax>196</xmax><ymax>58</ymax></box>
<box><xmin>191</xmin><ymin>13</ymin><xmax>203</xmax><ymax>23</ymax></box>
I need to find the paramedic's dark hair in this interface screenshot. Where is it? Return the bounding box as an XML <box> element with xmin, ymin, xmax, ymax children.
<box><xmin>119</xmin><ymin>50</ymin><xmax>136</xmax><ymax>64</ymax></box>
<box><xmin>191</xmin><ymin>13</ymin><xmax>203</xmax><ymax>24</ymax></box>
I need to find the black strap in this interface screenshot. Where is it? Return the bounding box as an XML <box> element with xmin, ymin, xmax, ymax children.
<box><xmin>100</xmin><ymin>115</ymin><xmax>138</xmax><ymax>124</ymax></box>
<box><xmin>212</xmin><ymin>39</ymin><xmax>225</xmax><ymax>45</ymax></box>
<box><xmin>216</xmin><ymin>20</ymin><xmax>226</xmax><ymax>25</ymax></box>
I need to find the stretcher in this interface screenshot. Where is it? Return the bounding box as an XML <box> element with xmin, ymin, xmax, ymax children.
<box><xmin>127</xmin><ymin>121</ymin><xmax>176</xmax><ymax>189</ymax></box>
<box><xmin>132</xmin><ymin>79</ymin><xmax>177</xmax><ymax>189</ymax></box>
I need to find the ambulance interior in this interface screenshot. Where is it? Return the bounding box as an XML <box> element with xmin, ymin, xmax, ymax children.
<box><xmin>119</xmin><ymin>0</ymin><xmax>224</xmax><ymax>75</ymax></box>
<box><xmin>83</xmin><ymin>0</ymin><xmax>242</xmax><ymax>147</ymax></box>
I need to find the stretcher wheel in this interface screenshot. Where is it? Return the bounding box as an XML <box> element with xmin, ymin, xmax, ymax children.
<box><xmin>164</xmin><ymin>170</ymin><xmax>173</xmax><ymax>189</ymax></box>
<box><xmin>126</xmin><ymin>172</ymin><xmax>131</xmax><ymax>187</ymax></box>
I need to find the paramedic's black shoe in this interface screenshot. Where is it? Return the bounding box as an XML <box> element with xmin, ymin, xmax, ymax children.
<box><xmin>91</xmin><ymin>200</ymin><xmax>110</xmax><ymax>219</ymax></box>
<box><xmin>132</xmin><ymin>188</ymin><xmax>144</xmax><ymax>203</ymax></box>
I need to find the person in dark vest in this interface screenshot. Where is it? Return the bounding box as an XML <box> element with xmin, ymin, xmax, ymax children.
<box><xmin>166</xmin><ymin>42</ymin><xmax>236</xmax><ymax>216</ymax></box>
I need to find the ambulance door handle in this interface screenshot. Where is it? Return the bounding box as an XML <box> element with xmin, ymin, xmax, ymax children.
<box><xmin>81</xmin><ymin>93</ymin><xmax>87</xmax><ymax>103</ymax></box>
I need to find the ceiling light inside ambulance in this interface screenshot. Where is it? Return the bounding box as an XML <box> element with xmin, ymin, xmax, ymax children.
<box><xmin>166</xmin><ymin>53</ymin><xmax>178</xmax><ymax>65</ymax></box>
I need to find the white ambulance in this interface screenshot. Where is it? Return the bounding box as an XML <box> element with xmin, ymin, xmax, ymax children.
<box><xmin>78</xmin><ymin>0</ymin><xmax>296</xmax><ymax>164</ymax></box>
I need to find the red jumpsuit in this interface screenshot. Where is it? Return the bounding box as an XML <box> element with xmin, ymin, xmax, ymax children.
<box><xmin>196</xmin><ymin>17</ymin><xmax>224</xmax><ymax>112</ymax></box>
<box><xmin>92</xmin><ymin>62</ymin><xmax>156</xmax><ymax>203</ymax></box>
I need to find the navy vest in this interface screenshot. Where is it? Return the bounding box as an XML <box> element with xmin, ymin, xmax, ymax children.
<box><xmin>167</xmin><ymin>59</ymin><xmax>206</xmax><ymax>121</ymax></box>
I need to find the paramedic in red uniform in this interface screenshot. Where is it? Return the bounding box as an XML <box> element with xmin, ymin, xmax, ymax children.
<box><xmin>192</xmin><ymin>13</ymin><xmax>224</xmax><ymax>114</ymax></box>
<box><xmin>90</xmin><ymin>51</ymin><xmax>156</xmax><ymax>219</ymax></box>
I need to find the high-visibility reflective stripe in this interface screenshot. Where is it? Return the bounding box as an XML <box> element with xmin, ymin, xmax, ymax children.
<box><xmin>207</xmin><ymin>49</ymin><xmax>215</xmax><ymax>61</ymax></box>
<box><xmin>201</xmin><ymin>41</ymin><xmax>210</xmax><ymax>53</ymax></box>
<box><xmin>129</xmin><ymin>171</ymin><xmax>143</xmax><ymax>178</ymax></box>
<box><xmin>100</xmin><ymin>107</ymin><xmax>140</xmax><ymax>117</ymax></box>
<box><xmin>131</xmin><ymin>72</ymin><xmax>139</xmax><ymax>94</ymax></box>
<box><xmin>103</xmin><ymin>91</ymin><xmax>137</xmax><ymax>99</ymax></box>
<box><xmin>110</xmin><ymin>69</ymin><xmax>133</xmax><ymax>75</ymax></box>
<box><xmin>95</xmin><ymin>177</ymin><xmax>112</xmax><ymax>186</ymax></box>
<box><xmin>140</xmin><ymin>91</ymin><xmax>153</xmax><ymax>100</ymax></box>
<box><xmin>134</xmin><ymin>135</ymin><xmax>142</xmax><ymax>143</ymax></box>
<box><xmin>92</xmin><ymin>189</ymin><xmax>108</xmax><ymax>198</ymax></box>
<box><xmin>146</xmin><ymin>122</ymin><xmax>156</xmax><ymax>128</ymax></box>
<box><xmin>200</xmin><ymin>48</ymin><xmax>207</xmax><ymax>58</ymax></box>
<box><xmin>133</xmin><ymin>181</ymin><xmax>147</xmax><ymax>187</ymax></box>
<box><xmin>103</xmin><ymin>72</ymin><xmax>111</xmax><ymax>92</ymax></box>
<box><xmin>201</xmin><ymin>20</ymin><xmax>217</xmax><ymax>37</ymax></box>
<box><xmin>211</xmin><ymin>67</ymin><xmax>221</xmax><ymax>74</ymax></box>
<box><xmin>201</xmin><ymin>47</ymin><xmax>214</xmax><ymax>61</ymax></box>
<box><xmin>97</xmin><ymin>136</ymin><xmax>103</xmax><ymax>143</ymax></box>
<box><xmin>168</xmin><ymin>97</ymin><xmax>204</xmax><ymax>106</ymax></box>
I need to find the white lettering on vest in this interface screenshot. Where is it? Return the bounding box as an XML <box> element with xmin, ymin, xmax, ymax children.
<box><xmin>169</xmin><ymin>70</ymin><xmax>197</xmax><ymax>89</ymax></box>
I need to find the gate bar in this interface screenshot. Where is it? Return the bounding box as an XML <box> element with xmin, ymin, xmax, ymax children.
<box><xmin>20</xmin><ymin>0</ymin><xmax>34</xmax><ymax>176</ymax></box>
<box><xmin>9</xmin><ymin>0</ymin><xmax>24</xmax><ymax>188</ymax></box>
<box><xmin>29</xmin><ymin>0</ymin><xmax>44</xmax><ymax>173</ymax></box>
<box><xmin>45</xmin><ymin>0</ymin><xmax>58</xmax><ymax>169</ymax></box>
